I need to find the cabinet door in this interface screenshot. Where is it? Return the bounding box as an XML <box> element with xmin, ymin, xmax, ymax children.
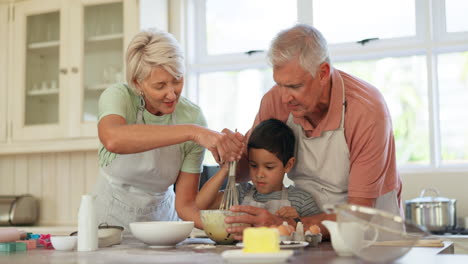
<box><xmin>0</xmin><ymin>4</ymin><xmax>9</xmax><ymax>142</ymax></box>
<box><xmin>69</xmin><ymin>0</ymin><xmax>138</xmax><ymax>138</ymax></box>
<box><xmin>11</xmin><ymin>0</ymin><xmax>68</xmax><ymax>140</ymax></box>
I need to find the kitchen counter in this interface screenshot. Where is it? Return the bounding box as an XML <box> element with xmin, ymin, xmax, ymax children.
<box><xmin>1</xmin><ymin>238</ymin><xmax>466</xmax><ymax>264</ymax></box>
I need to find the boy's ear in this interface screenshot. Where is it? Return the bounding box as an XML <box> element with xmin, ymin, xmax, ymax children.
<box><xmin>284</xmin><ymin>157</ymin><xmax>296</xmax><ymax>173</ymax></box>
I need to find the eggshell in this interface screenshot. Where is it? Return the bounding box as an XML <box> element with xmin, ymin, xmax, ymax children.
<box><xmin>286</xmin><ymin>224</ymin><xmax>295</xmax><ymax>233</ymax></box>
<box><xmin>277</xmin><ymin>225</ymin><xmax>290</xmax><ymax>236</ymax></box>
<box><xmin>309</xmin><ymin>225</ymin><xmax>321</xmax><ymax>234</ymax></box>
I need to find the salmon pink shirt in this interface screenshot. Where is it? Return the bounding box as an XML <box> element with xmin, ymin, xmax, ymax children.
<box><xmin>248</xmin><ymin>68</ymin><xmax>402</xmax><ymax>203</ymax></box>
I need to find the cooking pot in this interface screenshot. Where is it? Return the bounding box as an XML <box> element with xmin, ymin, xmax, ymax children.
<box><xmin>0</xmin><ymin>195</ymin><xmax>38</xmax><ymax>226</ymax></box>
<box><xmin>405</xmin><ymin>188</ymin><xmax>456</xmax><ymax>232</ymax></box>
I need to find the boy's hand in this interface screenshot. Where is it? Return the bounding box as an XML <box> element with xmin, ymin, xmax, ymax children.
<box><xmin>275</xmin><ymin>206</ymin><xmax>299</xmax><ymax>219</ymax></box>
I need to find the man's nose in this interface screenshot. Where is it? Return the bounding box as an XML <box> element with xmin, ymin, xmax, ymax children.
<box><xmin>281</xmin><ymin>89</ymin><xmax>292</xmax><ymax>104</ymax></box>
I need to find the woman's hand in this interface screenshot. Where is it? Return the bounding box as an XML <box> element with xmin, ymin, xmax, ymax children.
<box><xmin>225</xmin><ymin>205</ymin><xmax>283</xmax><ymax>240</ymax></box>
<box><xmin>275</xmin><ymin>206</ymin><xmax>299</xmax><ymax>219</ymax></box>
<box><xmin>192</xmin><ymin>127</ymin><xmax>244</xmax><ymax>163</ymax></box>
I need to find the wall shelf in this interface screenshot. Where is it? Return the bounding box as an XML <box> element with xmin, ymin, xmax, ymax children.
<box><xmin>86</xmin><ymin>83</ymin><xmax>110</xmax><ymax>91</ymax></box>
<box><xmin>27</xmin><ymin>88</ymin><xmax>59</xmax><ymax>96</ymax></box>
<box><xmin>86</xmin><ymin>33</ymin><xmax>123</xmax><ymax>42</ymax></box>
<box><xmin>28</xmin><ymin>40</ymin><xmax>60</xmax><ymax>49</ymax></box>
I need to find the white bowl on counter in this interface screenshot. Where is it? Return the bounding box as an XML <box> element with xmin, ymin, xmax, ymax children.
<box><xmin>51</xmin><ymin>236</ymin><xmax>77</xmax><ymax>251</ymax></box>
<box><xmin>129</xmin><ymin>221</ymin><xmax>194</xmax><ymax>248</ymax></box>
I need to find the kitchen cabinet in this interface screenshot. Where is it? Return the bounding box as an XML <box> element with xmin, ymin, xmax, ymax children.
<box><xmin>9</xmin><ymin>0</ymin><xmax>138</xmax><ymax>144</ymax></box>
<box><xmin>0</xmin><ymin>4</ymin><xmax>8</xmax><ymax>143</ymax></box>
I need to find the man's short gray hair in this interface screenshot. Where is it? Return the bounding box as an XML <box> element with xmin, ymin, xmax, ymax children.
<box><xmin>126</xmin><ymin>28</ymin><xmax>185</xmax><ymax>94</ymax></box>
<box><xmin>268</xmin><ymin>24</ymin><xmax>330</xmax><ymax>78</ymax></box>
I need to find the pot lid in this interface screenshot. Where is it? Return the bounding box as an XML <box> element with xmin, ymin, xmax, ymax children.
<box><xmin>407</xmin><ymin>188</ymin><xmax>454</xmax><ymax>203</ymax></box>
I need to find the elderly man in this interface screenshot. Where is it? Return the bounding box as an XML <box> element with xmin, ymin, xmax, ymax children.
<box><xmin>225</xmin><ymin>24</ymin><xmax>402</xmax><ymax>238</ymax></box>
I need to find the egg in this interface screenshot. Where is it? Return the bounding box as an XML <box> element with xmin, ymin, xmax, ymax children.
<box><xmin>276</xmin><ymin>225</ymin><xmax>291</xmax><ymax>236</ymax></box>
<box><xmin>309</xmin><ymin>224</ymin><xmax>321</xmax><ymax>234</ymax></box>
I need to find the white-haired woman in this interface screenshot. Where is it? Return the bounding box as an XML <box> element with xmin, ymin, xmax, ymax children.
<box><xmin>93</xmin><ymin>29</ymin><xmax>243</xmax><ymax>233</ymax></box>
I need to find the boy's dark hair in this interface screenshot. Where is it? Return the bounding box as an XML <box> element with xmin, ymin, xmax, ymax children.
<box><xmin>247</xmin><ymin>118</ymin><xmax>295</xmax><ymax>166</ymax></box>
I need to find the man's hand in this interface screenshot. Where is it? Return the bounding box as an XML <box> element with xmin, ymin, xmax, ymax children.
<box><xmin>225</xmin><ymin>205</ymin><xmax>283</xmax><ymax>240</ymax></box>
<box><xmin>275</xmin><ymin>206</ymin><xmax>299</xmax><ymax>219</ymax></box>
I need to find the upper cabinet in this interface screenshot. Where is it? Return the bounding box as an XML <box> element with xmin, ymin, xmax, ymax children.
<box><xmin>0</xmin><ymin>4</ymin><xmax>8</xmax><ymax>143</ymax></box>
<box><xmin>10</xmin><ymin>0</ymin><xmax>138</xmax><ymax>141</ymax></box>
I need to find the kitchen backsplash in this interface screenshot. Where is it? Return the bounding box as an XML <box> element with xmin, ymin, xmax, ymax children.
<box><xmin>0</xmin><ymin>151</ymin><xmax>98</xmax><ymax>226</ymax></box>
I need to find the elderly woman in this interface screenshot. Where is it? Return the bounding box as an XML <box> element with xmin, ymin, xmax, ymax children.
<box><xmin>93</xmin><ymin>28</ymin><xmax>243</xmax><ymax>232</ymax></box>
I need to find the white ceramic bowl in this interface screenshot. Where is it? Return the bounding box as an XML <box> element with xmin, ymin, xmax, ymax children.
<box><xmin>129</xmin><ymin>221</ymin><xmax>194</xmax><ymax>247</ymax></box>
<box><xmin>51</xmin><ymin>236</ymin><xmax>77</xmax><ymax>251</ymax></box>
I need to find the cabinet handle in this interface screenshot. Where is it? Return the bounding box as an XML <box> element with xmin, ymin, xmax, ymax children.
<box><xmin>60</xmin><ymin>68</ymin><xmax>68</xmax><ymax>74</ymax></box>
<box><xmin>71</xmin><ymin>67</ymin><xmax>79</xmax><ymax>73</ymax></box>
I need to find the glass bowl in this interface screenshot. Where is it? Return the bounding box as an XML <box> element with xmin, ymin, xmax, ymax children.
<box><xmin>200</xmin><ymin>210</ymin><xmax>248</xmax><ymax>245</ymax></box>
<box><xmin>324</xmin><ymin>204</ymin><xmax>429</xmax><ymax>263</ymax></box>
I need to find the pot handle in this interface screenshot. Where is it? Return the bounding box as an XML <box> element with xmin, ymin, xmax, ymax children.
<box><xmin>419</xmin><ymin>188</ymin><xmax>440</xmax><ymax>198</ymax></box>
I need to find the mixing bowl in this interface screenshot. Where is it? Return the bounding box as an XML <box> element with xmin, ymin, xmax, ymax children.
<box><xmin>324</xmin><ymin>204</ymin><xmax>429</xmax><ymax>263</ymax></box>
<box><xmin>129</xmin><ymin>221</ymin><xmax>194</xmax><ymax>247</ymax></box>
<box><xmin>200</xmin><ymin>210</ymin><xmax>248</xmax><ymax>245</ymax></box>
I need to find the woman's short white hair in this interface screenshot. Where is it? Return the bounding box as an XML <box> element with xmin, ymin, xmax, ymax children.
<box><xmin>268</xmin><ymin>24</ymin><xmax>330</xmax><ymax>78</ymax></box>
<box><xmin>126</xmin><ymin>28</ymin><xmax>185</xmax><ymax>94</ymax></box>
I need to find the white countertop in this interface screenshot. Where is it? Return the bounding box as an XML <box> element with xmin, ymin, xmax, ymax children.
<box><xmin>433</xmin><ymin>235</ymin><xmax>468</xmax><ymax>254</ymax></box>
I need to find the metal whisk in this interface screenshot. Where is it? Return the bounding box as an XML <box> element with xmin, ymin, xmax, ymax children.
<box><xmin>219</xmin><ymin>161</ymin><xmax>239</xmax><ymax>210</ymax></box>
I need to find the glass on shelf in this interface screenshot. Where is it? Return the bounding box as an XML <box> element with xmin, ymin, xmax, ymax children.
<box><xmin>83</xmin><ymin>2</ymin><xmax>123</xmax><ymax>122</ymax></box>
<box><xmin>85</xmin><ymin>2</ymin><xmax>123</xmax><ymax>39</ymax></box>
<box><xmin>27</xmin><ymin>80</ymin><xmax>59</xmax><ymax>96</ymax></box>
<box><xmin>27</xmin><ymin>12</ymin><xmax>59</xmax><ymax>44</ymax></box>
<box><xmin>24</xmin><ymin>11</ymin><xmax>60</xmax><ymax>125</ymax></box>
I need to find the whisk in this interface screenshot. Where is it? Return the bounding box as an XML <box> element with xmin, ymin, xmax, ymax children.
<box><xmin>219</xmin><ymin>161</ymin><xmax>239</xmax><ymax>210</ymax></box>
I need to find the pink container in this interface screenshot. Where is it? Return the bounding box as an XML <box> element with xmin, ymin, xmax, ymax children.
<box><xmin>0</xmin><ymin>228</ymin><xmax>21</xmax><ymax>243</ymax></box>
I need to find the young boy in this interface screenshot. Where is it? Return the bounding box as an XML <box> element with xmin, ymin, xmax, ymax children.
<box><xmin>196</xmin><ymin>118</ymin><xmax>321</xmax><ymax>218</ymax></box>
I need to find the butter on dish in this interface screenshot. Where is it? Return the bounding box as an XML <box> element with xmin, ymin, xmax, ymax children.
<box><xmin>243</xmin><ymin>227</ymin><xmax>280</xmax><ymax>253</ymax></box>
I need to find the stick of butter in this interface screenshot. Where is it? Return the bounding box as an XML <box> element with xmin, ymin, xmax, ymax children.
<box><xmin>242</xmin><ymin>227</ymin><xmax>280</xmax><ymax>253</ymax></box>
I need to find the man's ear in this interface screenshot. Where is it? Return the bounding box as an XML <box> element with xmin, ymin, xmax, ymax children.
<box><xmin>318</xmin><ymin>62</ymin><xmax>331</xmax><ymax>85</ymax></box>
<box><xmin>284</xmin><ymin>157</ymin><xmax>296</xmax><ymax>173</ymax></box>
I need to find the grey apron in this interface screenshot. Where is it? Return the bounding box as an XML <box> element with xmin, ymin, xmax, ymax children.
<box><xmin>241</xmin><ymin>187</ymin><xmax>291</xmax><ymax>214</ymax></box>
<box><xmin>286</xmin><ymin>76</ymin><xmax>400</xmax><ymax>215</ymax></box>
<box><xmin>93</xmin><ymin>96</ymin><xmax>182</xmax><ymax>235</ymax></box>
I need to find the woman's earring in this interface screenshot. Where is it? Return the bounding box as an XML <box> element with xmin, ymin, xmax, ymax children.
<box><xmin>139</xmin><ymin>90</ymin><xmax>146</xmax><ymax>108</ymax></box>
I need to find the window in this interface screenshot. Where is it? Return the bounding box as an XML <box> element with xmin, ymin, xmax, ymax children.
<box><xmin>445</xmin><ymin>0</ymin><xmax>468</xmax><ymax>33</ymax></box>
<box><xmin>335</xmin><ymin>56</ymin><xmax>429</xmax><ymax>166</ymax></box>
<box><xmin>313</xmin><ymin>0</ymin><xmax>416</xmax><ymax>44</ymax></box>
<box><xmin>185</xmin><ymin>0</ymin><xmax>468</xmax><ymax>169</ymax></box>
<box><xmin>204</xmin><ymin>0</ymin><xmax>296</xmax><ymax>55</ymax></box>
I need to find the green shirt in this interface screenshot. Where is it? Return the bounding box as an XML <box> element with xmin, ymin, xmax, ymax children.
<box><xmin>97</xmin><ymin>83</ymin><xmax>207</xmax><ymax>174</ymax></box>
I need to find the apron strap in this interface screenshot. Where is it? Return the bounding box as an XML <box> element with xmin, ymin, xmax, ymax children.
<box><xmin>137</xmin><ymin>96</ymin><xmax>146</xmax><ymax>124</ymax></box>
<box><xmin>281</xmin><ymin>186</ymin><xmax>288</xmax><ymax>200</ymax></box>
<box><xmin>339</xmin><ymin>75</ymin><xmax>346</xmax><ymax>129</ymax></box>
<box><xmin>242</xmin><ymin>187</ymin><xmax>256</xmax><ymax>204</ymax></box>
